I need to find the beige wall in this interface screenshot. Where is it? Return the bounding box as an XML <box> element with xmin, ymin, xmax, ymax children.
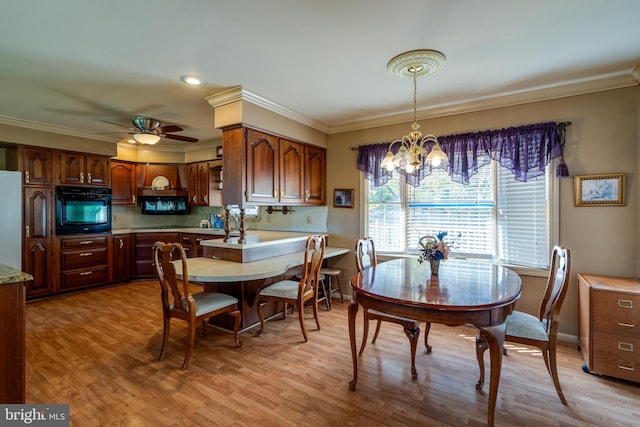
<box><xmin>326</xmin><ymin>86</ymin><xmax>640</xmax><ymax>339</ymax></box>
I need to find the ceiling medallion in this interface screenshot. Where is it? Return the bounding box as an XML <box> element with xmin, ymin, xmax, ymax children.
<box><xmin>386</xmin><ymin>49</ymin><xmax>446</xmax><ymax>79</ymax></box>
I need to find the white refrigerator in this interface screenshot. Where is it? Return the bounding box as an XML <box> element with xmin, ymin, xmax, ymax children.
<box><xmin>0</xmin><ymin>170</ymin><xmax>22</xmax><ymax>269</ymax></box>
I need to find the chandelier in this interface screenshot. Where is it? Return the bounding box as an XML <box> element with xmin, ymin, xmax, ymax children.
<box><xmin>381</xmin><ymin>50</ymin><xmax>448</xmax><ymax>173</ymax></box>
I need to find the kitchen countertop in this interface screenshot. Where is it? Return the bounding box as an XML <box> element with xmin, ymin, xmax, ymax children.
<box><xmin>200</xmin><ymin>230</ymin><xmax>322</xmax><ymax>249</ymax></box>
<box><xmin>0</xmin><ymin>264</ymin><xmax>33</xmax><ymax>285</ymax></box>
<box><xmin>174</xmin><ymin>246</ymin><xmax>349</xmax><ymax>282</ymax></box>
<box><xmin>111</xmin><ymin>227</ymin><xmax>238</xmax><ymax>236</ymax></box>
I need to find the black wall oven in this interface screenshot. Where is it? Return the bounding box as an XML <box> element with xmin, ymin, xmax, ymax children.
<box><xmin>55</xmin><ymin>186</ymin><xmax>112</xmax><ymax>235</ymax></box>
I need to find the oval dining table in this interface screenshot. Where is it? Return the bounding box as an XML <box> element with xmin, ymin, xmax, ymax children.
<box><xmin>349</xmin><ymin>258</ymin><xmax>522</xmax><ymax>427</ymax></box>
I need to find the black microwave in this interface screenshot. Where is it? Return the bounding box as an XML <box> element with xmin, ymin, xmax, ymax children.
<box><xmin>141</xmin><ymin>196</ymin><xmax>189</xmax><ymax>215</ymax></box>
<box><xmin>55</xmin><ymin>186</ymin><xmax>112</xmax><ymax>235</ymax></box>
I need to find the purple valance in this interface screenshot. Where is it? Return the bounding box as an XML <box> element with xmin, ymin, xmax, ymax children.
<box><xmin>357</xmin><ymin>121</ymin><xmax>569</xmax><ymax>186</ymax></box>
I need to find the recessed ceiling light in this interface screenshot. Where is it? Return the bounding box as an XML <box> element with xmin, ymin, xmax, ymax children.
<box><xmin>180</xmin><ymin>75</ymin><xmax>206</xmax><ymax>86</ymax></box>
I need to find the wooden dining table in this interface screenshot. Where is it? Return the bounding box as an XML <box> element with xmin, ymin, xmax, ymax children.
<box><xmin>349</xmin><ymin>258</ymin><xmax>522</xmax><ymax>426</ymax></box>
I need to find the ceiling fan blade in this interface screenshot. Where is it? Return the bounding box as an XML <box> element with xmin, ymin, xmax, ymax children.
<box><xmin>163</xmin><ymin>134</ymin><xmax>199</xmax><ymax>143</ymax></box>
<box><xmin>157</xmin><ymin>125</ymin><xmax>183</xmax><ymax>133</ymax></box>
<box><xmin>99</xmin><ymin>119</ymin><xmax>132</xmax><ymax>129</ymax></box>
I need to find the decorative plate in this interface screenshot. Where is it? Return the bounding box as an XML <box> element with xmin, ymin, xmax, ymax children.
<box><xmin>151</xmin><ymin>176</ymin><xmax>170</xmax><ymax>189</ymax></box>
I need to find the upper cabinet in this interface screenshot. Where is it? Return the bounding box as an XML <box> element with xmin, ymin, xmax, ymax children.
<box><xmin>56</xmin><ymin>151</ymin><xmax>110</xmax><ymax>187</ymax></box>
<box><xmin>224</xmin><ymin>126</ymin><xmax>324</xmax><ymax>207</ymax></box>
<box><xmin>19</xmin><ymin>146</ymin><xmax>53</xmax><ymax>186</ymax></box>
<box><xmin>304</xmin><ymin>144</ymin><xmax>326</xmax><ymax>205</ymax></box>
<box><xmin>187</xmin><ymin>161</ymin><xmax>222</xmax><ymax>207</ymax></box>
<box><xmin>111</xmin><ymin>161</ymin><xmax>136</xmax><ymax>206</ymax></box>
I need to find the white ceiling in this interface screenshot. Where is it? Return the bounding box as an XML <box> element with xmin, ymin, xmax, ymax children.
<box><xmin>1</xmin><ymin>0</ymin><xmax>639</xmax><ymax>147</ymax></box>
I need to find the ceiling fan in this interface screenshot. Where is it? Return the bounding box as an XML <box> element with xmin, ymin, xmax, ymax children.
<box><xmin>102</xmin><ymin>116</ymin><xmax>199</xmax><ymax>145</ymax></box>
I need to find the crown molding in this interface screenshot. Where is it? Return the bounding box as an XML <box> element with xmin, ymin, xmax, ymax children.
<box><xmin>0</xmin><ymin>115</ymin><xmax>117</xmax><ymax>142</ymax></box>
<box><xmin>206</xmin><ymin>86</ymin><xmax>329</xmax><ymax>133</ymax></box>
<box><xmin>327</xmin><ymin>71</ymin><xmax>640</xmax><ymax>134</ymax></box>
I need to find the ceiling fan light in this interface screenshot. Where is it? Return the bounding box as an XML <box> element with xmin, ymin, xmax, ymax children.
<box><xmin>133</xmin><ymin>133</ymin><xmax>160</xmax><ymax>145</ymax></box>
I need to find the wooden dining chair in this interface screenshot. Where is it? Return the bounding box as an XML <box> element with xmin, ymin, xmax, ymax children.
<box><xmin>256</xmin><ymin>235</ymin><xmax>326</xmax><ymax>342</ymax></box>
<box><xmin>355</xmin><ymin>237</ymin><xmax>432</xmax><ymax>379</ymax></box>
<box><xmin>475</xmin><ymin>245</ymin><xmax>571</xmax><ymax>404</ymax></box>
<box><xmin>153</xmin><ymin>241</ymin><xmax>241</xmax><ymax>370</ymax></box>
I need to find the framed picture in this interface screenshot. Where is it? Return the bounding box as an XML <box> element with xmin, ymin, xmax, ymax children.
<box><xmin>333</xmin><ymin>189</ymin><xmax>354</xmax><ymax>208</ymax></box>
<box><xmin>574</xmin><ymin>173</ymin><xmax>625</xmax><ymax>206</ymax></box>
<box><xmin>216</xmin><ymin>146</ymin><xmax>223</xmax><ymax>158</ymax></box>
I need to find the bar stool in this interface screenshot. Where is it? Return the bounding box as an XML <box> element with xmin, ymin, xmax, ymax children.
<box><xmin>295</xmin><ymin>272</ymin><xmax>330</xmax><ymax>311</ymax></box>
<box><xmin>319</xmin><ymin>267</ymin><xmax>344</xmax><ymax>310</ymax></box>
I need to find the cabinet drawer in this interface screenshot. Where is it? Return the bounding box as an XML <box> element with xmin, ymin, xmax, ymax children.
<box><xmin>61</xmin><ymin>236</ymin><xmax>109</xmax><ymax>249</ymax></box>
<box><xmin>592</xmin><ymin>332</ymin><xmax>640</xmax><ymax>382</ymax></box>
<box><xmin>61</xmin><ymin>248</ymin><xmax>108</xmax><ymax>270</ymax></box>
<box><xmin>592</xmin><ymin>291</ymin><xmax>640</xmax><ymax>338</ymax></box>
<box><xmin>60</xmin><ymin>266</ymin><xmax>109</xmax><ymax>290</ymax></box>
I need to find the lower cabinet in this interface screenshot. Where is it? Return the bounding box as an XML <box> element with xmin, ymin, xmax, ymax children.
<box><xmin>112</xmin><ymin>234</ymin><xmax>131</xmax><ymax>282</ymax></box>
<box><xmin>133</xmin><ymin>232</ymin><xmax>179</xmax><ymax>278</ymax></box>
<box><xmin>58</xmin><ymin>235</ymin><xmax>109</xmax><ymax>290</ymax></box>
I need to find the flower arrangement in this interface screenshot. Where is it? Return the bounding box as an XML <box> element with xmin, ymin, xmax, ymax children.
<box><xmin>417</xmin><ymin>231</ymin><xmax>455</xmax><ymax>264</ymax></box>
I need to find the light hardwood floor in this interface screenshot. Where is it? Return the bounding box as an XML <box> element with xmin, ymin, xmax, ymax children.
<box><xmin>25</xmin><ymin>280</ymin><xmax>639</xmax><ymax>426</ymax></box>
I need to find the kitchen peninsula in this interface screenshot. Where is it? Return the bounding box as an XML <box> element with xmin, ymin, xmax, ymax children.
<box><xmin>0</xmin><ymin>264</ymin><xmax>33</xmax><ymax>403</ymax></box>
<box><xmin>171</xmin><ymin>230</ymin><xmax>350</xmax><ymax>331</ymax></box>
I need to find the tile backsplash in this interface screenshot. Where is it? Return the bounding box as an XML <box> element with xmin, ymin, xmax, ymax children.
<box><xmin>112</xmin><ymin>205</ymin><xmax>328</xmax><ymax>233</ymax></box>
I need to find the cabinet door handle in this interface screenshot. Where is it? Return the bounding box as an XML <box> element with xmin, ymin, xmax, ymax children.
<box><xmin>132</xmin><ymin>195</ymin><xmax>136</xmax><ymax>204</ymax></box>
<box><xmin>204</xmin><ymin>194</ymin><xmax>208</xmax><ymax>203</ymax></box>
<box><xmin>617</xmin><ymin>365</ymin><xmax>635</xmax><ymax>371</ymax></box>
<box><xmin>119</xmin><ymin>240</ymin><xmax>124</xmax><ymax>249</ymax></box>
<box><xmin>280</xmin><ymin>189</ymin><xmax>284</xmax><ymax>199</ymax></box>
<box><xmin>25</xmin><ymin>171</ymin><xmax>30</xmax><ymax>184</ymax></box>
<box><xmin>79</xmin><ymin>252</ymin><xmax>93</xmax><ymax>257</ymax></box>
<box><xmin>87</xmin><ymin>173</ymin><xmax>92</xmax><ymax>183</ymax></box>
<box><xmin>617</xmin><ymin>342</ymin><xmax>634</xmax><ymax>352</ymax></box>
<box><xmin>80</xmin><ymin>172</ymin><xmax>84</xmax><ymax>183</ymax></box>
<box><xmin>80</xmin><ymin>271</ymin><xmax>93</xmax><ymax>276</ymax></box>
<box><xmin>617</xmin><ymin>322</ymin><xmax>634</xmax><ymax>328</ymax></box>
<box><xmin>80</xmin><ymin>240</ymin><xmax>93</xmax><ymax>245</ymax></box>
<box><xmin>25</xmin><ymin>225</ymin><xmax>30</xmax><ymax>238</ymax></box>
<box><xmin>273</xmin><ymin>190</ymin><xmax>277</xmax><ymax>198</ymax></box>
<box><xmin>617</xmin><ymin>299</ymin><xmax>633</xmax><ymax>309</ymax></box>
<box><xmin>306</xmin><ymin>190</ymin><xmax>310</xmax><ymax>200</ymax></box>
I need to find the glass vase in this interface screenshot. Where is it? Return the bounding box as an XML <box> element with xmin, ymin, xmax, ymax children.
<box><xmin>429</xmin><ymin>259</ymin><xmax>440</xmax><ymax>275</ymax></box>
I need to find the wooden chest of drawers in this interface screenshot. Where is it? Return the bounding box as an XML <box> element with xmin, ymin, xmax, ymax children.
<box><xmin>578</xmin><ymin>273</ymin><xmax>640</xmax><ymax>382</ymax></box>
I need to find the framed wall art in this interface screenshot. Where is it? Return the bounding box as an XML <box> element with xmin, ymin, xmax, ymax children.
<box><xmin>333</xmin><ymin>189</ymin><xmax>354</xmax><ymax>208</ymax></box>
<box><xmin>574</xmin><ymin>173</ymin><xmax>625</xmax><ymax>206</ymax></box>
<box><xmin>216</xmin><ymin>146</ymin><xmax>223</xmax><ymax>158</ymax></box>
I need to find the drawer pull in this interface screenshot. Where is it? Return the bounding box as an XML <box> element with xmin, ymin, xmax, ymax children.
<box><xmin>79</xmin><ymin>252</ymin><xmax>93</xmax><ymax>257</ymax></box>
<box><xmin>617</xmin><ymin>299</ymin><xmax>633</xmax><ymax>309</ymax></box>
<box><xmin>80</xmin><ymin>271</ymin><xmax>93</xmax><ymax>276</ymax></box>
<box><xmin>617</xmin><ymin>365</ymin><xmax>635</xmax><ymax>371</ymax></box>
<box><xmin>617</xmin><ymin>342</ymin><xmax>634</xmax><ymax>352</ymax></box>
<box><xmin>80</xmin><ymin>240</ymin><xmax>93</xmax><ymax>245</ymax></box>
<box><xmin>617</xmin><ymin>322</ymin><xmax>635</xmax><ymax>328</ymax></box>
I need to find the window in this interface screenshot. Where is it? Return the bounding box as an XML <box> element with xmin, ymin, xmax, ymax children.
<box><xmin>365</xmin><ymin>162</ymin><xmax>556</xmax><ymax>269</ymax></box>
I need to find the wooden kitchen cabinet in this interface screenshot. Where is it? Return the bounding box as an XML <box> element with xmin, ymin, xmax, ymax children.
<box><xmin>246</xmin><ymin>128</ymin><xmax>279</xmax><ymax>204</ymax></box>
<box><xmin>111</xmin><ymin>161</ymin><xmax>137</xmax><ymax>205</ymax></box>
<box><xmin>111</xmin><ymin>234</ymin><xmax>131</xmax><ymax>282</ymax></box>
<box><xmin>0</xmin><ymin>278</ymin><xmax>26</xmax><ymax>403</ymax></box>
<box><xmin>23</xmin><ymin>186</ymin><xmax>55</xmax><ymax>298</ymax></box>
<box><xmin>57</xmin><ymin>151</ymin><xmax>110</xmax><ymax>186</ymax></box>
<box><xmin>58</xmin><ymin>235</ymin><xmax>109</xmax><ymax>291</ymax></box>
<box><xmin>578</xmin><ymin>273</ymin><xmax>640</xmax><ymax>383</ymax></box>
<box><xmin>304</xmin><ymin>144</ymin><xmax>326</xmax><ymax>205</ymax></box>
<box><xmin>19</xmin><ymin>146</ymin><xmax>53</xmax><ymax>186</ymax></box>
<box><xmin>133</xmin><ymin>232</ymin><xmax>179</xmax><ymax>278</ymax></box>
<box><xmin>231</xmin><ymin>127</ymin><xmax>319</xmax><ymax>207</ymax></box>
<box><xmin>187</xmin><ymin>160</ymin><xmax>222</xmax><ymax>207</ymax></box>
